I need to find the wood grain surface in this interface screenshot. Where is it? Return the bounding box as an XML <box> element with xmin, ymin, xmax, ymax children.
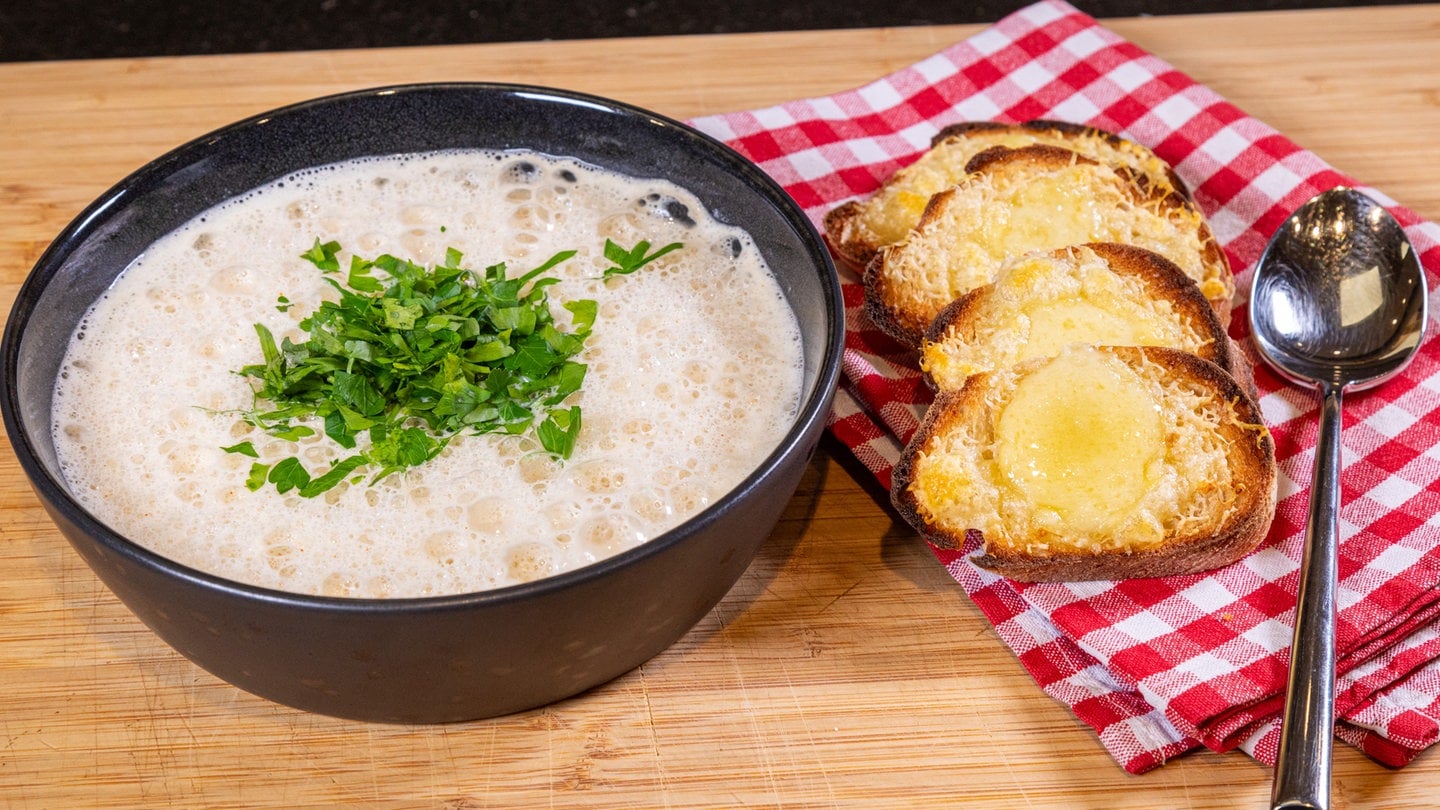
<box><xmin>3</xmin><ymin>6</ymin><xmax>1440</xmax><ymax>808</ymax></box>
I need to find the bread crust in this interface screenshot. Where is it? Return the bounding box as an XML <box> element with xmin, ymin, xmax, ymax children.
<box><xmin>891</xmin><ymin>345</ymin><xmax>1276</xmax><ymax>582</ymax></box>
<box><xmin>863</xmin><ymin>144</ymin><xmax>1232</xmax><ymax>348</ymax></box>
<box><xmin>921</xmin><ymin>242</ymin><xmax>1253</xmax><ymax>396</ymax></box>
<box><xmin>824</xmin><ymin>119</ymin><xmax>1190</xmax><ymax>270</ymax></box>
<box><xmin>958</xmin><ymin>120</ymin><xmax>1190</xmax><ymax>199</ymax></box>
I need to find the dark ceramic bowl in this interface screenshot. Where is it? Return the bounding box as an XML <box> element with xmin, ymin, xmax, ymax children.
<box><xmin>1</xmin><ymin>83</ymin><xmax>843</xmax><ymax>722</ymax></box>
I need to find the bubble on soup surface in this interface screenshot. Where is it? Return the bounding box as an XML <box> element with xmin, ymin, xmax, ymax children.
<box><xmin>166</xmin><ymin>448</ymin><xmax>199</xmax><ymax>477</ymax></box>
<box><xmin>503</xmin><ymin>231</ymin><xmax>540</xmax><ymax>258</ymax></box>
<box><xmin>356</xmin><ymin>232</ymin><xmax>386</xmax><ymax>253</ymax></box>
<box><xmin>669</xmin><ymin>480</ymin><xmax>712</xmax><ymax>515</ymax></box>
<box><xmin>503</xmin><ymin>160</ymin><xmax>540</xmax><ymax>185</ymax></box>
<box><xmin>423</xmin><ymin>531</ymin><xmax>464</xmax><ymax>565</ymax></box>
<box><xmin>598</xmin><ymin>212</ymin><xmax>642</xmax><ymax>242</ymax></box>
<box><xmin>510</xmin><ymin>203</ymin><xmax>555</xmax><ymax>232</ymax></box>
<box><xmin>714</xmin><ymin>236</ymin><xmax>744</xmax><ymax>258</ymax></box>
<box><xmin>210</xmin><ymin>264</ymin><xmax>258</xmax><ymax>295</ymax></box>
<box><xmin>629</xmin><ymin>488</ymin><xmax>672</xmax><ymax>523</ymax></box>
<box><xmin>637</xmin><ymin>193</ymin><xmax>697</xmax><ymax>228</ymax></box>
<box><xmin>301</xmin><ymin>445</ymin><xmax>332</xmax><ymax>465</ymax></box>
<box><xmin>652</xmin><ymin>464</ymin><xmax>690</xmax><ymax>487</ymax></box>
<box><xmin>506</xmin><ymin>542</ymin><xmax>557</xmax><ymax>584</ymax></box>
<box><xmin>145</xmin><ymin>285</ymin><xmax>181</xmax><ymax>313</ymax></box>
<box><xmin>542</xmin><ymin>500</ymin><xmax>582</xmax><ymax>532</ymax></box>
<box><xmin>536</xmin><ymin>184</ymin><xmax>570</xmax><ymax>210</ymax></box>
<box><xmin>569</xmin><ymin>458</ymin><xmax>627</xmax><ymax>494</ymax></box>
<box><xmin>400</xmin><ymin>229</ymin><xmax>438</xmax><ymax>263</ymax></box>
<box><xmin>265</xmin><ymin>543</ymin><xmax>295</xmax><ymax>575</ymax></box>
<box><xmin>518</xmin><ymin>454</ymin><xmax>560</xmax><ymax>485</ymax></box>
<box><xmin>466</xmin><ymin>496</ymin><xmax>513</xmax><ymax>535</ymax></box>
<box><xmin>367</xmin><ymin>576</ymin><xmax>394</xmax><ymax>599</ymax></box>
<box><xmin>321</xmin><ymin>572</ymin><xmax>359</xmax><ymax>598</ymax></box>
<box><xmin>580</xmin><ymin>514</ymin><xmax>645</xmax><ymax>554</ymax></box>
<box><xmin>493</xmin><ymin>438</ymin><xmax>523</xmax><ymax>460</ymax></box>
<box><xmin>175</xmin><ymin>480</ymin><xmax>205</xmax><ymax>507</ymax></box>
<box><xmin>634</xmin><ymin>314</ymin><xmax>664</xmax><ymax>336</ymax></box>
<box><xmin>682</xmin><ymin>361</ymin><xmax>711</xmax><ymax>385</ymax></box>
<box><xmin>400</xmin><ymin>205</ymin><xmax>443</xmax><ymax>226</ymax></box>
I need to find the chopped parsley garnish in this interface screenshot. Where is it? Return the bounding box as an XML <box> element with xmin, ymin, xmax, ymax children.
<box><xmin>228</xmin><ymin>236</ymin><xmax>679</xmax><ymax>498</ymax></box>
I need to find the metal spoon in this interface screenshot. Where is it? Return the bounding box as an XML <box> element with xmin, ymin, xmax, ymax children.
<box><xmin>1249</xmin><ymin>186</ymin><xmax>1427</xmax><ymax>810</ymax></box>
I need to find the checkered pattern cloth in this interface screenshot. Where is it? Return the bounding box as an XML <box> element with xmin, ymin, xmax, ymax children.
<box><xmin>688</xmin><ymin>0</ymin><xmax>1440</xmax><ymax>774</ymax></box>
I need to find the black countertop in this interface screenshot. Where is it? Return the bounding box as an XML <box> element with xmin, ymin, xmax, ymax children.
<box><xmin>0</xmin><ymin>0</ymin><xmax>1422</xmax><ymax>63</ymax></box>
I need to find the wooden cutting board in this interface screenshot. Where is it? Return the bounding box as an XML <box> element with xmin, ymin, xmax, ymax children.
<box><xmin>3</xmin><ymin>7</ymin><xmax>1440</xmax><ymax>808</ymax></box>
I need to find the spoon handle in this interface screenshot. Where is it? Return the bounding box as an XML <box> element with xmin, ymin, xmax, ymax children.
<box><xmin>1271</xmin><ymin>385</ymin><xmax>1341</xmax><ymax>810</ymax></box>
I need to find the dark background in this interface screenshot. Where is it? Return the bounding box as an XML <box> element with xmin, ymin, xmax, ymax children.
<box><xmin>0</xmin><ymin>0</ymin><xmax>1422</xmax><ymax>63</ymax></box>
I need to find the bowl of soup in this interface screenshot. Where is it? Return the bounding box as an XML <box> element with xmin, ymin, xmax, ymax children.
<box><xmin>0</xmin><ymin>83</ymin><xmax>843</xmax><ymax>722</ymax></box>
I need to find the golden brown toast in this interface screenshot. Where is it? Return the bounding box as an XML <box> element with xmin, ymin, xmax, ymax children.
<box><xmin>920</xmin><ymin>242</ymin><xmax>1250</xmax><ymax>394</ymax></box>
<box><xmin>824</xmin><ymin>120</ymin><xmax>1188</xmax><ymax>269</ymax></box>
<box><xmin>891</xmin><ymin>344</ymin><xmax>1276</xmax><ymax>582</ymax></box>
<box><xmin>863</xmin><ymin>144</ymin><xmax>1232</xmax><ymax>348</ymax></box>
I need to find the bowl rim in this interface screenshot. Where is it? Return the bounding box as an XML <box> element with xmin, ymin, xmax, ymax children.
<box><xmin>1</xmin><ymin>81</ymin><xmax>845</xmax><ymax>614</ymax></box>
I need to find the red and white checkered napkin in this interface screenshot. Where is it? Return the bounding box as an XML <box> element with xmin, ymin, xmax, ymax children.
<box><xmin>688</xmin><ymin>0</ymin><xmax>1440</xmax><ymax>774</ymax></box>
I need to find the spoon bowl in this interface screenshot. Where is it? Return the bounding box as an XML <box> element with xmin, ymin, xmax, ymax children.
<box><xmin>1252</xmin><ymin>187</ymin><xmax>1426</xmax><ymax>391</ymax></box>
<box><xmin>1249</xmin><ymin>186</ymin><xmax>1427</xmax><ymax>810</ymax></box>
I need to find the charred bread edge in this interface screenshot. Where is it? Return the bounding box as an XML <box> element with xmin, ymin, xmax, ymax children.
<box><xmin>931</xmin><ymin>120</ymin><xmax>1190</xmax><ymax>199</ymax></box>
<box><xmin>823</xmin><ymin>200</ymin><xmax>871</xmax><ymax>270</ymax></box>
<box><xmin>1020</xmin><ymin>120</ymin><xmax>1191</xmax><ymax>199</ymax></box>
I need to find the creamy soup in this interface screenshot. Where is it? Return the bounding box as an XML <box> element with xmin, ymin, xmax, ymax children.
<box><xmin>52</xmin><ymin>150</ymin><xmax>804</xmax><ymax>598</ymax></box>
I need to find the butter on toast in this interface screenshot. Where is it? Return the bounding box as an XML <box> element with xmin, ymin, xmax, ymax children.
<box><xmin>920</xmin><ymin>242</ymin><xmax>1249</xmax><ymax>393</ymax></box>
<box><xmin>892</xmin><ymin>344</ymin><xmax>1276</xmax><ymax>582</ymax></box>
<box><xmin>824</xmin><ymin>120</ymin><xmax>1188</xmax><ymax>269</ymax></box>
<box><xmin>863</xmin><ymin>144</ymin><xmax>1232</xmax><ymax>348</ymax></box>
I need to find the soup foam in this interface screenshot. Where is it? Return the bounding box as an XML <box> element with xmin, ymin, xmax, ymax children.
<box><xmin>52</xmin><ymin>150</ymin><xmax>804</xmax><ymax>598</ymax></box>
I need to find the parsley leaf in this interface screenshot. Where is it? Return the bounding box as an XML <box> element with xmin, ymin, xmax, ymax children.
<box><xmin>245</xmin><ymin>462</ymin><xmax>272</xmax><ymax>491</ymax></box>
<box><xmin>267</xmin><ymin>457</ymin><xmax>311</xmax><ymax>494</ymax></box>
<box><xmin>301</xmin><ymin>238</ymin><xmax>341</xmax><ymax>272</ymax></box>
<box><xmin>599</xmin><ymin>239</ymin><xmax>683</xmax><ymax>280</ymax></box>
<box><xmin>221</xmin><ymin>441</ymin><xmax>258</xmax><ymax>458</ymax></box>
<box><xmin>537</xmin><ymin>405</ymin><xmax>582</xmax><ymax>458</ymax></box>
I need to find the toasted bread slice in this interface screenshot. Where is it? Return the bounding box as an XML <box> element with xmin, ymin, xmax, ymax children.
<box><xmin>864</xmin><ymin>145</ymin><xmax>1232</xmax><ymax>348</ymax></box>
<box><xmin>920</xmin><ymin>243</ymin><xmax>1249</xmax><ymax>393</ymax></box>
<box><xmin>892</xmin><ymin>344</ymin><xmax>1276</xmax><ymax>582</ymax></box>
<box><xmin>825</xmin><ymin>120</ymin><xmax>1188</xmax><ymax>269</ymax></box>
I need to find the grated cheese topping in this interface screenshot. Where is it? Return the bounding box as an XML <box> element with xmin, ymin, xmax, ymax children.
<box><xmin>876</xmin><ymin>155</ymin><xmax>1227</xmax><ymax>340</ymax></box>
<box><xmin>908</xmin><ymin>346</ymin><xmax>1251</xmax><ymax>556</ymax></box>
